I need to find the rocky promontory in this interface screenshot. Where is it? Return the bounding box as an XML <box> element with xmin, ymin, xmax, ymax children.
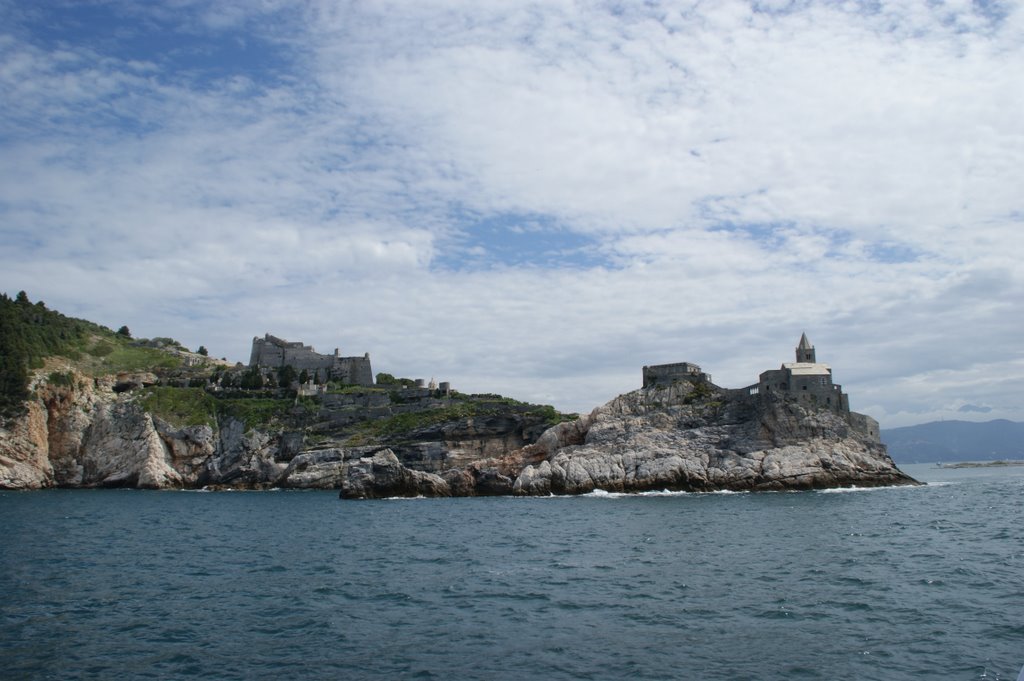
<box><xmin>338</xmin><ymin>380</ymin><xmax>918</xmax><ymax>498</ymax></box>
<box><xmin>0</xmin><ymin>366</ymin><xmax>917</xmax><ymax>495</ymax></box>
<box><xmin>0</xmin><ymin>293</ymin><xmax>916</xmax><ymax>495</ymax></box>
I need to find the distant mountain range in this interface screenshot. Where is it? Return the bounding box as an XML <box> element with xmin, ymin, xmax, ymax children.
<box><xmin>881</xmin><ymin>419</ymin><xmax>1024</xmax><ymax>463</ymax></box>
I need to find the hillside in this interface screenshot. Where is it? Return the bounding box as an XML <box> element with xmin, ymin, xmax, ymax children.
<box><xmin>881</xmin><ymin>420</ymin><xmax>1024</xmax><ymax>464</ymax></box>
<box><xmin>0</xmin><ymin>292</ymin><xmax>575</xmax><ymax>489</ymax></box>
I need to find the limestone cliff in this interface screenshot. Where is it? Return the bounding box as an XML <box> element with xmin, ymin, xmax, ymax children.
<box><xmin>1</xmin><ymin>366</ymin><xmax>916</xmax><ymax>495</ymax></box>
<box><xmin>337</xmin><ymin>380</ymin><xmax>918</xmax><ymax>498</ymax></box>
<box><xmin>0</xmin><ymin>369</ymin><xmax>274</xmax><ymax>488</ymax></box>
<box><xmin>0</xmin><ymin>368</ymin><xmax>558</xmax><ymax>490</ymax></box>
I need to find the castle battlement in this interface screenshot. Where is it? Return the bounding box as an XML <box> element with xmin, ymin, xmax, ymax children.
<box><xmin>249</xmin><ymin>333</ymin><xmax>373</xmax><ymax>386</ymax></box>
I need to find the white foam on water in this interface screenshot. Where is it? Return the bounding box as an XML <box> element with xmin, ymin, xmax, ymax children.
<box><xmin>817</xmin><ymin>483</ymin><xmax>932</xmax><ymax>494</ymax></box>
<box><xmin>579</xmin><ymin>488</ymin><xmax>748</xmax><ymax>498</ymax></box>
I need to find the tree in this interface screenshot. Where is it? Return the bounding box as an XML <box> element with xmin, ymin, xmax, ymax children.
<box><xmin>240</xmin><ymin>367</ymin><xmax>264</xmax><ymax>390</ymax></box>
<box><xmin>197</xmin><ymin>346</ymin><xmax>208</xmax><ymax>356</ymax></box>
<box><xmin>277</xmin><ymin>365</ymin><xmax>297</xmax><ymax>388</ymax></box>
<box><xmin>116</xmin><ymin>326</ymin><xmax>132</xmax><ymax>338</ymax></box>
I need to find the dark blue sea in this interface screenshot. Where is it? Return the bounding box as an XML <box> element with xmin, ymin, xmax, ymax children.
<box><xmin>2</xmin><ymin>464</ymin><xmax>1022</xmax><ymax>680</ymax></box>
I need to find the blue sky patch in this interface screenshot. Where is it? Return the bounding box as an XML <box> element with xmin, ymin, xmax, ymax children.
<box><xmin>20</xmin><ymin>3</ymin><xmax>294</xmax><ymax>90</ymax></box>
<box><xmin>437</xmin><ymin>212</ymin><xmax>609</xmax><ymax>271</ymax></box>
<box><xmin>867</xmin><ymin>240</ymin><xmax>921</xmax><ymax>264</ymax></box>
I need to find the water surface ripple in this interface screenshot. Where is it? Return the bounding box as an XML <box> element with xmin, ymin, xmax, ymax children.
<box><xmin>2</xmin><ymin>464</ymin><xmax>1021</xmax><ymax>680</ymax></box>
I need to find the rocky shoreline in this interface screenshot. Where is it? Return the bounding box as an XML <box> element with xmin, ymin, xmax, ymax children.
<box><xmin>1</xmin><ymin>368</ymin><xmax>917</xmax><ymax>496</ymax></box>
<box><xmin>338</xmin><ymin>380</ymin><xmax>918</xmax><ymax>498</ymax></box>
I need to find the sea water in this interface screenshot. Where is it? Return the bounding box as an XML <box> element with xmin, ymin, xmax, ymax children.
<box><xmin>1</xmin><ymin>464</ymin><xmax>1022</xmax><ymax>680</ymax></box>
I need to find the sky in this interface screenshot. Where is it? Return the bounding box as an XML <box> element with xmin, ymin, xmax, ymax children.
<box><xmin>1</xmin><ymin>0</ymin><xmax>1022</xmax><ymax>429</ymax></box>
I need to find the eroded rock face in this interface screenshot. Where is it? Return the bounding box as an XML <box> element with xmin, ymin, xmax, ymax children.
<box><xmin>0</xmin><ymin>369</ymin><xmax>286</xmax><ymax>490</ymax></box>
<box><xmin>507</xmin><ymin>383</ymin><xmax>916</xmax><ymax>495</ymax></box>
<box><xmin>340</xmin><ymin>449</ymin><xmax>449</xmax><ymax>499</ymax></box>
<box><xmin>0</xmin><ymin>400</ymin><xmax>53</xmax><ymax>489</ymax></box>
<box><xmin>1</xmin><ymin>370</ymin><xmax>916</xmax><ymax>496</ymax></box>
<box><xmin>279</xmin><ymin>449</ymin><xmax>347</xmax><ymax>489</ymax></box>
<box><xmin>339</xmin><ymin>381</ymin><xmax>917</xmax><ymax>498</ymax></box>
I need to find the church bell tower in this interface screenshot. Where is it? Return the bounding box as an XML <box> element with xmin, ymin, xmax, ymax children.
<box><xmin>796</xmin><ymin>332</ymin><xmax>816</xmax><ymax>363</ymax></box>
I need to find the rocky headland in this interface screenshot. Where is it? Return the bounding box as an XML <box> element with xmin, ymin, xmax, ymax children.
<box><xmin>338</xmin><ymin>379</ymin><xmax>918</xmax><ymax>498</ymax></box>
<box><xmin>0</xmin><ymin>364</ymin><xmax>917</xmax><ymax>495</ymax></box>
<box><xmin>0</xmin><ymin>293</ymin><xmax>916</xmax><ymax>495</ymax></box>
<box><xmin>0</xmin><ymin>365</ymin><xmax>560</xmax><ymax>491</ymax></box>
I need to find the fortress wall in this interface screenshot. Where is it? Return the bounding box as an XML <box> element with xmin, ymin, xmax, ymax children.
<box><xmin>847</xmin><ymin>412</ymin><xmax>881</xmax><ymax>442</ymax></box>
<box><xmin>724</xmin><ymin>387</ymin><xmax>757</xmax><ymax>401</ymax></box>
<box><xmin>642</xmin><ymin>363</ymin><xmax>704</xmax><ymax>388</ymax></box>
<box><xmin>250</xmin><ymin>341</ymin><xmax>285</xmax><ymax>367</ymax></box>
<box><xmin>249</xmin><ymin>336</ymin><xmax>374</xmax><ymax>386</ymax></box>
<box><xmin>328</xmin><ymin>357</ymin><xmax>374</xmax><ymax>386</ymax></box>
<box><xmin>320</xmin><ymin>392</ymin><xmax>390</xmax><ymax>409</ymax></box>
<box><xmin>280</xmin><ymin>346</ymin><xmax>336</xmax><ymax>373</ymax></box>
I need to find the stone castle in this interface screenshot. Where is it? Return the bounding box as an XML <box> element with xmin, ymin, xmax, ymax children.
<box><xmin>249</xmin><ymin>334</ymin><xmax>374</xmax><ymax>386</ymax></box>
<box><xmin>643</xmin><ymin>333</ymin><xmax>869</xmax><ymax>430</ymax></box>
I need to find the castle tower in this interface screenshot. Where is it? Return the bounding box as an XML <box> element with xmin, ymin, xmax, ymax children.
<box><xmin>796</xmin><ymin>332</ymin><xmax>816</xmax><ymax>363</ymax></box>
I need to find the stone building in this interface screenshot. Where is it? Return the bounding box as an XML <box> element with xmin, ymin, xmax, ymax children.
<box><xmin>640</xmin><ymin>333</ymin><xmax>877</xmax><ymax>439</ymax></box>
<box><xmin>642</xmin><ymin>361</ymin><xmax>710</xmax><ymax>388</ymax></box>
<box><xmin>248</xmin><ymin>334</ymin><xmax>374</xmax><ymax>386</ymax></box>
<box><xmin>643</xmin><ymin>333</ymin><xmax>852</xmax><ymax>414</ymax></box>
<box><xmin>746</xmin><ymin>333</ymin><xmax>850</xmax><ymax>413</ymax></box>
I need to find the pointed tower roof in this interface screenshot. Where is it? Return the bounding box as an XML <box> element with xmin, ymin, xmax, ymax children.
<box><xmin>798</xmin><ymin>332</ymin><xmax>813</xmax><ymax>350</ymax></box>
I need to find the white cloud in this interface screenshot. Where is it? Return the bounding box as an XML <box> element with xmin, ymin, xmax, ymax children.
<box><xmin>1</xmin><ymin>0</ymin><xmax>1022</xmax><ymax>428</ymax></box>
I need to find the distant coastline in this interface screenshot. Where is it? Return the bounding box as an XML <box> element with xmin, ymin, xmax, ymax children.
<box><xmin>935</xmin><ymin>460</ymin><xmax>1024</xmax><ymax>469</ymax></box>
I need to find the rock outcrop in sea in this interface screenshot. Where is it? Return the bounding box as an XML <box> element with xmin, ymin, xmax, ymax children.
<box><xmin>337</xmin><ymin>379</ymin><xmax>918</xmax><ymax>498</ymax></box>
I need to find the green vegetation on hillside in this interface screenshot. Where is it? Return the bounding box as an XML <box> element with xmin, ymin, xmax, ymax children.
<box><xmin>1</xmin><ymin>293</ymin><xmax>575</xmax><ymax>444</ymax></box>
<box><xmin>140</xmin><ymin>387</ymin><xmax>219</xmax><ymax>427</ymax></box>
<box><xmin>139</xmin><ymin>387</ymin><xmax>318</xmax><ymax>430</ymax></box>
<box><xmin>0</xmin><ymin>292</ymin><xmax>102</xmax><ymax>417</ymax></box>
<box><xmin>0</xmin><ymin>291</ymin><xmax>196</xmax><ymax>419</ymax></box>
<box><xmin>346</xmin><ymin>403</ymin><xmax>481</xmax><ymax>445</ymax></box>
<box><xmin>345</xmin><ymin>399</ymin><xmax>573</xmax><ymax>446</ymax></box>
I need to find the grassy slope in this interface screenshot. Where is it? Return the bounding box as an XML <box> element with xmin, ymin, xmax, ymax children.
<box><xmin>2</xmin><ymin>291</ymin><xmax>575</xmax><ymax>439</ymax></box>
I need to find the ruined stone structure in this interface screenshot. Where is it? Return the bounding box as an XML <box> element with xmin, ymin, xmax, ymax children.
<box><xmin>642</xmin><ymin>362</ymin><xmax>709</xmax><ymax>388</ymax></box>
<box><xmin>249</xmin><ymin>334</ymin><xmax>373</xmax><ymax>386</ymax></box>
<box><xmin>746</xmin><ymin>333</ymin><xmax>850</xmax><ymax>413</ymax></box>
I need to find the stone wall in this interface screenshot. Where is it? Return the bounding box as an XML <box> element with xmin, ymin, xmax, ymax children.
<box><xmin>757</xmin><ymin>368</ymin><xmax>849</xmax><ymax>414</ymax></box>
<box><xmin>642</xmin><ymin>362</ymin><xmax>708</xmax><ymax>388</ymax></box>
<box><xmin>249</xmin><ymin>334</ymin><xmax>373</xmax><ymax>386</ymax></box>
